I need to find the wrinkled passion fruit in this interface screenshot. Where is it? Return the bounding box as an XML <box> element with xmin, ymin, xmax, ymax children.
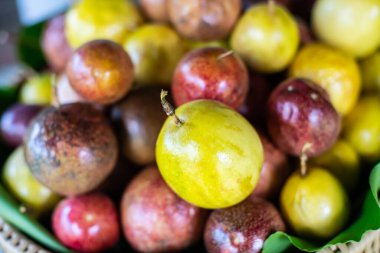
<box><xmin>24</xmin><ymin>103</ymin><xmax>118</xmax><ymax>196</ymax></box>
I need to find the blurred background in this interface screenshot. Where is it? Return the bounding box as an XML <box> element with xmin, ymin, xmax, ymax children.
<box><xmin>0</xmin><ymin>0</ymin><xmax>70</xmax><ymax>67</ymax></box>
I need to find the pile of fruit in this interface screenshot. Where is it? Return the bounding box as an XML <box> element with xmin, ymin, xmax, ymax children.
<box><xmin>1</xmin><ymin>0</ymin><xmax>380</xmax><ymax>252</ymax></box>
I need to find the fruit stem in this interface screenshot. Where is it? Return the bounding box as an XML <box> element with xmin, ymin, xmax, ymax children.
<box><xmin>217</xmin><ymin>50</ymin><xmax>234</xmax><ymax>61</ymax></box>
<box><xmin>268</xmin><ymin>0</ymin><xmax>275</xmax><ymax>15</ymax></box>
<box><xmin>300</xmin><ymin>143</ymin><xmax>312</xmax><ymax>177</ymax></box>
<box><xmin>160</xmin><ymin>90</ymin><xmax>183</xmax><ymax>127</ymax></box>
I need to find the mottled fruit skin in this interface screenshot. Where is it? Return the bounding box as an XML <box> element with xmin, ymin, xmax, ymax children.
<box><xmin>343</xmin><ymin>95</ymin><xmax>380</xmax><ymax>162</ymax></box>
<box><xmin>156</xmin><ymin>100</ymin><xmax>263</xmax><ymax>209</ymax></box>
<box><xmin>123</xmin><ymin>24</ymin><xmax>187</xmax><ymax>86</ymax></box>
<box><xmin>53</xmin><ymin>194</ymin><xmax>119</xmax><ymax>253</ymax></box>
<box><xmin>231</xmin><ymin>3</ymin><xmax>299</xmax><ymax>73</ymax></box>
<box><xmin>113</xmin><ymin>87</ymin><xmax>167</xmax><ymax>165</ymax></box>
<box><xmin>42</xmin><ymin>15</ymin><xmax>72</xmax><ymax>72</ymax></box>
<box><xmin>251</xmin><ymin>133</ymin><xmax>290</xmax><ymax>199</ymax></box>
<box><xmin>172</xmin><ymin>47</ymin><xmax>249</xmax><ymax>109</ymax></box>
<box><xmin>0</xmin><ymin>104</ymin><xmax>43</xmax><ymax>147</ymax></box>
<box><xmin>121</xmin><ymin>166</ymin><xmax>206</xmax><ymax>253</ymax></box>
<box><xmin>266</xmin><ymin>78</ymin><xmax>341</xmax><ymax>157</ymax></box>
<box><xmin>204</xmin><ymin>198</ymin><xmax>285</xmax><ymax>253</ymax></box>
<box><xmin>24</xmin><ymin>103</ymin><xmax>118</xmax><ymax>196</ymax></box>
<box><xmin>2</xmin><ymin>147</ymin><xmax>60</xmax><ymax>217</ymax></box>
<box><xmin>312</xmin><ymin>0</ymin><xmax>380</xmax><ymax>58</ymax></box>
<box><xmin>65</xmin><ymin>0</ymin><xmax>143</xmax><ymax>48</ymax></box>
<box><xmin>281</xmin><ymin>167</ymin><xmax>349</xmax><ymax>239</ymax></box>
<box><xmin>66</xmin><ymin>40</ymin><xmax>134</xmax><ymax>104</ymax></box>
<box><xmin>140</xmin><ymin>0</ymin><xmax>170</xmax><ymax>22</ymax></box>
<box><xmin>168</xmin><ymin>0</ymin><xmax>241</xmax><ymax>41</ymax></box>
<box><xmin>289</xmin><ymin>43</ymin><xmax>361</xmax><ymax>115</ymax></box>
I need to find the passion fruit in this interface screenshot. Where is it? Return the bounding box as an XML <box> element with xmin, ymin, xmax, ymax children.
<box><xmin>24</xmin><ymin>103</ymin><xmax>118</xmax><ymax>196</ymax></box>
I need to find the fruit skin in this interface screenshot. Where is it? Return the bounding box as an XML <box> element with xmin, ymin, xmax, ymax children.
<box><xmin>66</xmin><ymin>40</ymin><xmax>134</xmax><ymax>105</ymax></box>
<box><xmin>231</xmin><ymin>3</ymin><xmax>299</xmax><ymax>73</ymax></box>
<box><xmin>280</xmin><ymin>167</ymin><xmax>349</xmax><ymax>240</ymax></box>
<box><xmin>343</xmin><ymin>95</ymin><xmax>380</xmax><ymax>162</ymax></box>
<box><xmin>289</xmin><ymin>43</ymin><xmax>361</xmax><ymax>116</ymax></box>
<box><xmin>156</xmin><ymin>99</ymin><xmax>263</xmax><ymax>209</ymax></box>
<box><xmin>310</xmin><ymin>139</ymin><xmax>360</xmax><ymax>192</ymax></box>
<box><xmin>24</xmin><ymin>103</ymin><xmax>118</xmax><ymax>196</ymax></box>
<box><xmin>140</xmin><ymin>0</ymin><xmax>169</xmax><ymax>23</ymax></box>
<box><xmin>52</xmin><ymin>193</ymin><xmax>119</xmax><ymax>253</ymax></box>
<box><xmin>360</xmin><ymin>51</ymin><xmax>380</xmax><ymax>92</ymax></box>
<box><xmin>172</xmin><ymin>47</ymin><xmax>249</xmax><ymax>109</ymax></box>
<box><xmin>266</xmin><ymin>78</ymin><xmax>341</xmax><ymax>157</ymax></box>
<box><xmin>41</xmin><ymin>15</ymin><xmax>72</xmax><ymax>73</ymax></box>
<box><xmin>312</xmin><ymin>0</ymin><xmax>380</xmax><ymax>58</ymax></box>
<box><xmin>113</xmin><ymin>87</ymin><xmax>167</xmax><ymax>165</ymax></box>
<box><xmin>52</xmin><ymin>74</ymin><xmax>86</xmax><ymax>106</ymax></box>
<box><xmin>65</xmin><ymin>0</ymin><xmax>143</xmax><ymax>48</ymax></box>
<box><xmin>123</xmin><ymin>24</ymin><xmax>187</xmax><ymax>86</ymax></box>
<box><xmin>2</xmin><ymin>147</ymin><xmax>60</xmax><ymax>217</ymax></box>
<box><xmin>0</xmin><ymin>104</ymin><xmax>43</xmax><ymax>147</ymax></box>
<box><xmin>19</xmin><ymin>73</ymin><xmax>53</xmax><ymax>105</ymax></box>
<box><xmin>168</xmin><ymin>0</ymin><xmax>241</xmax><ymax>41</ymax></box>
<box><xmin>250</xmin><ymin>133</ymin><xmax>290</xmax><ymax>200</ymax></box>
<box><xmin>204</xmin><ymin>198</ymin><xmax>285</xmax><ymax>253</ymax></box>
<box><xmin>121</xmin><ymin>166</ymin><xmax>206</xmax><ymax>253</ymax></box>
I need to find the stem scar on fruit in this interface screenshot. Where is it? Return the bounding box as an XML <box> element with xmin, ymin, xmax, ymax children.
<box><xmin>300</xmin><ymin>142</ymin><xmax>313</xmax><ymax>177</ymax></box>
<box><xmin>160</xmin><ymin>90</ymin><xmax>183</xmax><ymax>127</ymax></box>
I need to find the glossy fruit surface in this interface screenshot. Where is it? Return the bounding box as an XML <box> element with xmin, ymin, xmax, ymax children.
<box><xmin>168</xmin><ymin>0</ymin><xmax>241</xmax><ymax>41</ymax></box>
<box><xmin>121</xmin><ymin>166</ymin><xmax>206</xmax><ymax>253</ymax></box>
<box><xmin>0</xmin><ymin>104</ymin><xmax>43</xmax><ymax>147</ymax></box>
<box><xmin>251</xmin><ymin>133</ymin><xmax>290</xmax><ymax>199</ymax></box>
<box><xmin>267</xmin><ymin>78</ymin><xmax>341</xmax><ymax>157</ymax></box>
<box><xmin>24</xmin><ymin>103</ymin><xmax>117</xmax><ymax>196</ymax></box>
<box><xmin>156</xmin><ymin>99</ymin><xmax>263</xmax><ymax>209</ymax></box>
<box><xmin>41</xmin><ymin>15</ymin><xmax>72</xmax><ymax>72</ymax></box>
<box><xmin>172</xmin><ymin>47</ymin><xmax>249</xmax><ymax>109</ymax></box>
<box><xmin>123</xmin><ymin>24</ymin><xmax>187</xmax><ymax>86</ymax></box>
<box><xmin>66</xmin><ymin>40</ymin><xmax>134</xmax><ymax>104</ymax></box>
<box><xmin>65</xmin><ymin>0</ymin><xmax>143</xmax><ymax>48</ymax></box>
<box><xmin>310</xmin><ymin>139</ymin><xmax>360</xmax><ymax>191</ymax></box>
<box><xmin>360</xmin><ymin>51</ymin><xmax>380</xmax><ymax>92</ymax></box>
<box><xmin>231</xmin><ymin>2</ymin><xmax>299</xmax><ymax>73</ymax></box>
<box><xmin>2</xmin><ymin>147</ymin><xmax>60</xmax><ymax>217</ymax></box>
<box><xmin>53</xmin><ymin>193</ymin><xmax>119</xmax><ymax>253</ymax></box>
<box><xmin>281</xmin><ymin>167</ymin><xmax>349</xmax><ymax>240</ymax></box>
<box><xmin>289</xmin><ymin>43</ymin><xmax>361</xmax><ymax>115</ymax></box>
<box><xmin>140</xmin><ymin>0</ymin><xmax>169</xmax><ymax>22</ymax></box>
<box><xmin>19</xmin><ymin>73</ymin><xmax>53</xmax><ymax>105</ymax></box>
<box><xmin>312</xmin><ymin>0</ymin><xmax>380</xmax><ymax>58</ymax></box>
<box><xmin>204</xmin><ymin>198</ymin><xmax>285</xmax><ymax>253</ymax></box>
<box><xmin>114</xmin><ymin>87</ymin><xmax>166</xmax><ymax>165</ymax></box>
<box><xmin>343</xmin><ymin>95</ymin><xmax>380</xmax><ymax>162</ymax></box>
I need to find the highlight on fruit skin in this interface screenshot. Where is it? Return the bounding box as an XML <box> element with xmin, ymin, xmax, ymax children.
<box><xmin>156</xmin><ymin>97</ymin><xmax>264</xmax><ymax>209</ymax></box>
<box><xmin>230</xmin><ymin>2</ymin><xmax>300</xmax><ymax>73</ymax></box>
<box><xmin>65</xmin><ymin>0</ymin><xmax>143</xmax><ymax>48</ymax></box>
<box><xmin>289</xmin><ymin>42</ymin><xmax>361</xmax><ymax>116</ymax></box>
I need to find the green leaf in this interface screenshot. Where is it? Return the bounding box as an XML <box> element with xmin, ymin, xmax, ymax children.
<box><xmin>17</xmin><ymin>22</ymin><xmax>47</xmax><ymax>70</ymax></box>
<box><xmin>263</xmin><ymin>164</ymin><xmax>380</xmax><ymax>253</ymax></box>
